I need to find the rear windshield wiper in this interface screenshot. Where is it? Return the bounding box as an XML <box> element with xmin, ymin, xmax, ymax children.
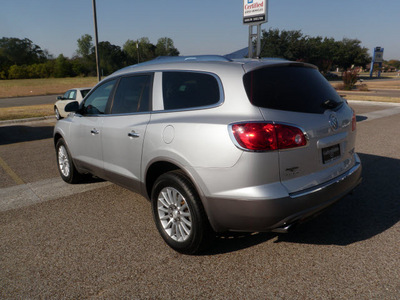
<box><xmin>321</xmin><ymin>99</ymin><xmax>342</xmax><ymax>110</ymax></box>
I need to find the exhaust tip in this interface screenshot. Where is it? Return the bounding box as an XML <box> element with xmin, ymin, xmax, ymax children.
<box><xmin>272</xmin><ymin>223</ymin><xmax>296</xmax><ymax>233</ymax></box>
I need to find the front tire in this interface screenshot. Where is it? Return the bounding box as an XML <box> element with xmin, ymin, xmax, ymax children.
<box><xmin>151</xmin><ymin>171</ymin><xmax>213</xmax><ymax>254</ymax></box>
<box><xmin>56</xmin><ymin>138</ymin><xmax>83</xmax><ymax>184</ymax></box>
<box><xmin>54</xmin><ymin>107</ymin><xmax>62</xmax><ymax>120</ymax></box>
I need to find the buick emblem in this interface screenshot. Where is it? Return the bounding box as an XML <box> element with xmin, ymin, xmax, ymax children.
<box><xmin>329</xmin><ymin>114</ymin><xmax>339</xmax><ymax>131</ymax></box>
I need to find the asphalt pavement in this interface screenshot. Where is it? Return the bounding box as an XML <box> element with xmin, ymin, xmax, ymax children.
<box><xmin>0</xmin><ymin>94</ymin><xmax>58</xmax><ymax>108</ymax></box>
<box><xmin>0</xmin><ymin>101</ymin><xmax>399</xmax><ymax>298</ymax></box>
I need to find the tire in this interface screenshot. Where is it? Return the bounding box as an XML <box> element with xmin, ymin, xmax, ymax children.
<box><xmin>55</xmin><ymin>107</ymin><xmax>62</xmax><ymax>120</ymax></box>
<box><xmin>55</xmin><ymin>138</ymin><xmax>84</xmax><ymax>184</ymax></box>
<box><xmin>151</xmin><ymin>171</ymin><xmax>214</xmax><ymax>254</ymax></box>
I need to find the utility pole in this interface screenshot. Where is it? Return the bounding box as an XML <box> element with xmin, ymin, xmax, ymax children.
<box><xmin>137</xmin><ymin>41</ymin><xmax>139</xmax><ymax>63</ymax></box>
<box><xmin>92</xmin><ymin>0</ymin><xmax>101</xmax><ymax>82</ymax></box>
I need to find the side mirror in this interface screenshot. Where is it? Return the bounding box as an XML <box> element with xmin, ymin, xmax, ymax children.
<box><xmin>65</xmin><ymin>101</ymin><xmax>80</xmax><ymax>112</ymax></box>
<box><xmin>57</xmin><ymin>96</ymin><xmax>62</xmax><ymax>100</ymax></box>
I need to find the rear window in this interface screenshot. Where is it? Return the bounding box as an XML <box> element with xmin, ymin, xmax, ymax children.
<box><xmin>81</xmin><ymin>89</ymin><xmax>91</xmax><ymax>98</ymax></box>
<box><xmin>243</xmin><ymin>65</ymin><xmax>343</xmax><ymax>114</ymax></box>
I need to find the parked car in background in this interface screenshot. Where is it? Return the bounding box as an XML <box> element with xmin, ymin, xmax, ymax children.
<box><xmin>54</xmin><ymin>56</ymin><xmax>362</xmax><ymax>254</ymax></box>
<box><xmin>324</xmin><ymin>72</ymin><xmax>339</xmax><ymax>79</ymax></box>
<box><xmin>54</xmin><ymin>87</ymin><xmax>91</xmax><ymax>120</ymax></box>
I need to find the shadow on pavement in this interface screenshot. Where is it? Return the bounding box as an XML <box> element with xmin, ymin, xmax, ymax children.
<box><xmin>356</xmin><ymin>115</ymin><xmax>368</xmax><ymax>122</ymax></box>
<box><xmin>0</xmin><ymin>125</ymin><xmax>54</xmax><ymax>145</ymax></box>
<box><xmin>205</xmin><ymin>152</ymin><xmax>400</xmax><ymax>255</ymax></box>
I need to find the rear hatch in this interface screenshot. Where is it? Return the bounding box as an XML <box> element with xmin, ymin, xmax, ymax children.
<box><xmin>243</xmin><ymin>63</ymin><xmax>357</xmax><ymax>193</ymax></box>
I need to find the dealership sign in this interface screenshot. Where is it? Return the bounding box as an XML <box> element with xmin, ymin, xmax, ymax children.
<box><xmin>370</xmin><ymin>47</ymin><xmax>384</xmax><ymax>78</ymax></box>
<box><xmin>373</xmin><ymin>47</ymin><xmax>384</xmax><ymax>63</ymax></box>
<box><xmin>243</xmin><ymin>0</ymin><xmax>267</xmax><ymax>24</ymax></box>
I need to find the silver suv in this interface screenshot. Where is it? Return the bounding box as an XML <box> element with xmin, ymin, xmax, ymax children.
<box><xmin>54</xmin><ymin>56</ymin><xmax>362</xmax><ymax>254</ymax></box>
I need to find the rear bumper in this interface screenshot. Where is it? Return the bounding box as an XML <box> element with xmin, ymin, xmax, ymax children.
<box><xmin>205</xmin><ymin>154</ymin><xmax>362</xmax><ymax>232</ymax></box>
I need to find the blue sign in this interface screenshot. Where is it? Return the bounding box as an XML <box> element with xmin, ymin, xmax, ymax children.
<box><xmin>370</xmin><ymin>47</ymin><xmax>384</xmax><ymax>78</ymax></box>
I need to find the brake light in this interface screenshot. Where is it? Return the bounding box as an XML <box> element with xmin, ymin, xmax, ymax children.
<box><xmin>231</xmin><ymin>122</ymin><xmax>307</xmax><ymax>151</ymax></box>
<box><xmin>352</xmin><ymin>110</ymin><xmax>356</xmax><ymax>131</ymax></box>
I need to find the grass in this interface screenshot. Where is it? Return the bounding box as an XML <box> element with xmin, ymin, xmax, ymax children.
<box><xmin>0</xmin><ymin>77</ymin><xmax>98</xmax><ymax>98</ymax></box>
<box><xmin>0</xmin><ymin>104</ymin><xmax>54</xmax><ymax>121</ymax></box>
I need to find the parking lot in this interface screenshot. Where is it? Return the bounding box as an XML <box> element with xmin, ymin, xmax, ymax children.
<box><xmin>1</xmin><ymin>100</ymin><xmax>399</xmax><ymax>299</ymax></box>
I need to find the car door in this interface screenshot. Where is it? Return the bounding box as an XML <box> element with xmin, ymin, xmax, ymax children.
<box><xmin>68</xmin><ymin>79</ymin><xmax>117</xmax><ymax>176</ymax></box>
<box><xmin>100</xmin><ymin>74</ymin><xmax>152</xmax><ymax>192</ymax></box>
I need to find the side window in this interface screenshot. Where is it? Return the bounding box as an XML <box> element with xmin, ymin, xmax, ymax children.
<box><xmin>62</xmin><ymin>90</ymin><xmax>70</xmax><ymax>99</ymax></box>
<box><xmin>68</xmin><ymin>90</ymin><xmax>76</xmax><ymax>100</ymax></box>
<box><xmin>111</xmin><ymin>75</ymin><xmax>151</xmax><ymax>114</ymax></box>
<box><xmin>82</xmin><ymin>79</ymin><xmax>116</xmax><ymax>115</ymax></box>
<box><xmin>162</xmin><ymin>72</ymin><xmax>220</xmax><ymax>110</ymax></box>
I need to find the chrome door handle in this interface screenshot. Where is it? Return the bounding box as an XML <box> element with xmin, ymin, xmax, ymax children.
<box><xmin>90</xmin><ymin>128</ymin><xmax>100</xmax><ymax>135</ymax></box>
<box><xmin>128</xmin><ymin>131</ymin><xmax>140</xmax><ymax>138</ymax></box>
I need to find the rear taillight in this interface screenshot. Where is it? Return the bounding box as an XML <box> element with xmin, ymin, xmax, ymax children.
<box><xmin>352</xmin><ymin>110</ymin><xmax>356</xmax><ymax>131</ymax></box>
<box><xmin>231</xmin><ymin>122</ymin><xmax>307</xmax><ymax>151</ymax></box>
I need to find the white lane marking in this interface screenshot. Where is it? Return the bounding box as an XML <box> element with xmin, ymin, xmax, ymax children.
<box><xmin>348</xmin><ymin>100</ymin><xmax>400</xmax><ymax>122</ymax></box>
<box><xmin>0</xmin><ymin>177</ymin><xmax>112</xmax><ymax>212</ymax></box>
<box><xmin>358</xmin><ymin>107</ymin><xmax>400</xmax><ymax>122</ymax></box>
<box><xmin>348</xmin><ymin>100</ymin><xmax>400</xmax><ymax>107</ymax></box>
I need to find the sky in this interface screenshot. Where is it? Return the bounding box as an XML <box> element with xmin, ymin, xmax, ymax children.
<box><xmin>1</xmin><ymin>0</ymin><xmax>399</xmax><ymax>60</ymax></box>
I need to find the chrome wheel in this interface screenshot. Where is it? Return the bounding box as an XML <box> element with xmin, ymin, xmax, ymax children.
<box><xmin>157</xmin><ymin>187</ymin><xmax>192</xmax><ymax>242</ymax></box>
<box><xmin>58</xmin><ymin>145</ymin><xmax>70</xmax><ymax>178</ymax></box>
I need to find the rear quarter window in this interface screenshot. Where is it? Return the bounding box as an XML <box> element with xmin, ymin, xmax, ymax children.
<box><xmin>243</xmin><ymin>65</ymin><xmax>343</xmax><ymax>114</ymax></box>
<box><xmin>162</xmin><ymin>72</ymin><xmax>221</xmax><ymax>110</ymax></box>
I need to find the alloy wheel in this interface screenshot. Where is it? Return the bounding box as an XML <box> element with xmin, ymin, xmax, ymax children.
<box><xmin>58</xmin><ymin>145</ymin><xmax>70</xmax><ymax>178</ymax></box>
<box><xmin>157</xmin><ymin>187</ymin><xmax>192</xmax><ymax>242</ymax></box>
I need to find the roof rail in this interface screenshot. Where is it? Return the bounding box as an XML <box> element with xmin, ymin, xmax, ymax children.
<box><xmin>154</xmin><ymin>55</ymin><xmax>231</xmax><ymax>62</ymax></box>
<box><xmin>112</xmin><ymin>55</ymin><xmax>232</xmax><ymax>75</ymax></box>
<box><xmin>130</xmin><ymin>55</ymin><xmax>232</xmax><ymax>68</ymax></box>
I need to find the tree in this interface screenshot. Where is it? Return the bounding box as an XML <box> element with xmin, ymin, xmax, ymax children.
<box><xmin>260</xmin><ymin>29</ymin><xmax>304</xmax><ymax>61</ymax></box>
<box><xmin>70</xmin><ymin>57</ymin><xmax>94</xmax><ymax>77</ymax></box>
<box><xmin>335</xmin><ymin>38</ymin><xmax>370</xmax><ymax>70</ymax></box>
<box><xmin>0</xmin><ymin>37</ymin><xmax>47</xmax><ymax>78</ymax></box>
<box><xmin>98</xmin><ymin>41</ymin><xmax>126</xmax><ymax>75</ymax></box>
<box><xmin>155</xmin><ymin>37</ymin><xmax>179</xmax><ymax>57</ymax></box>
<box><xmin>54</xmin><ymin>54</ymin><xmax>73</xmax><ymax>78</ymax></box>
<box><xmin>76</xmin><ymin>34</ymin><xmax>93</xmax><ymax>58</ymax></box>
<box><xmin>386</xmin><ymin>60</ymin><xmax>400</xmax><ymax>70</ymax></box>
<box><xmin>123</xmin><ymin>39</ymin><xmax>138</xmax><ymax>65</ymax></box>
<box><xmin>259</xmin><ymin>29</ymin><xmax>370</xmax><ymax>72</ymax></box>
<box><xmin>123</xmin><ymin>37</ymin><xmax>156</xmax><ymax>65</ymax></box>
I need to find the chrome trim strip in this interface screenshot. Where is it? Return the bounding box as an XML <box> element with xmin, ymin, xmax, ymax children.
<box><xmin>289</xmin><ymin>156</ymin><xmax>361</xmax><ymax>199</ymax></box>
